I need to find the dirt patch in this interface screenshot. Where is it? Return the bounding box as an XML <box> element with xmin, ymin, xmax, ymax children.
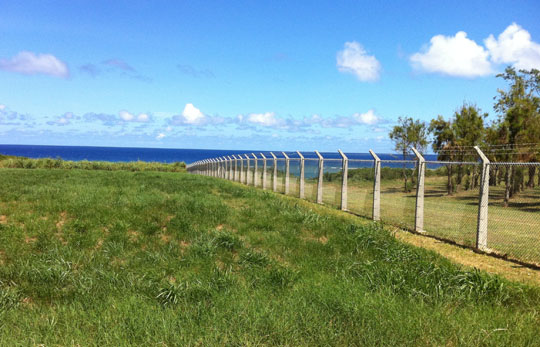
<box><xmin>56</xmin><ymin>211</ymin><xmax>68</xmax><ymax>231</ymax></box>
<box><xmin>301</xmin><ymin>228</ymin><xmax>329</xmax><ymax>244</ymax></box>
<box><xmin>215</xmin><ymin>259</ymin><xmax>226</xmax><ymax>270</ymax></box>
<box><xmin>111</xmin><ymin>257</ymin><xmax>126</xmax><ymax>267</ymax></box>
<box><xmin>179</xmin><ymin>240</ymin><xmax>191</xmax><ymax>248</ymax></box>
<box><xmin>396</xmin><ymin>230</ymin><xmax>540</xmax><ymax>286</ymax></box>
<box><xmin>0</xmin><ymin>215</ymin><xmax>7</xmax><ymax>224</ymax></box>
<box><xmin>24</xmin><ymin>236</ymin><xmax>37</xmax><ymax>244</ymax></box>
<box><xmin>216</xmin><ymin>224</ymin><xmax>224</xmax><ymax>231</ymax></box>
<box><xmin>160</xmin><ymin>233</ymin><xmax>172</xmax><ymax>243</ymax></box>
<box><xmin>94</xmin><ymin>239</ymin><xmax>104</xmax><ymax>250</ymax></box>
<box><xmin>318</xmin><ymin>236</ymin><xmax>328</xmax><ymax>244</ymax></box>
<box><xmin>128</xmin><ymin>230</ymin><xmax>140</xmax><ymax>242</ymax></box>
<box><xmin>22</xmin><ymin>297</ymin><xmax>34</xmax><ymax>307</ymax></box>
<box><xmin>161</xmin><ymin>215</ymin><xmax>175</xmax><ymax>232</ymax></box>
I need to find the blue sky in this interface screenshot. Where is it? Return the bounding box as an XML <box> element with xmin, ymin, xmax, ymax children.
<box><xmin>1</xmin><ymin>0</ymin><xmax>539</xmax><ymax>152</ymax></box>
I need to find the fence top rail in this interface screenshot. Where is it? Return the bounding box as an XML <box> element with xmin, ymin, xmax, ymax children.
<box><xmin>425</xmin><ymin>160</ymin><xmax>480</xmax><ymax>165</ymax></box>
<box><xmin>490</xmin><ymin>162</ymin><xmax>540</xmax><ymax>166</ymax></box>
<box><xmin>348</xmin><ymin>159</ymin><xmax>376</xmax><ymax>163</ymax></box>
<box><xmin>380</xmin><ymin>159</ymin><xmax>417</xmax><ymax>164</ymax></box>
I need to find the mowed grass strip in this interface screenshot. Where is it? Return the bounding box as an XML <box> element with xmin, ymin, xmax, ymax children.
<box><xmin>0</xmin><ymin>168</ymin><xmax>539</xmax><ymax>345</ymax></box>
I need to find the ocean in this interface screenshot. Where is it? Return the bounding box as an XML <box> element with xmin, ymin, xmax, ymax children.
<box><xmin>0</xmin><ymin>144</ymin><xmax>439</xmax><ymax>165</ymax></box>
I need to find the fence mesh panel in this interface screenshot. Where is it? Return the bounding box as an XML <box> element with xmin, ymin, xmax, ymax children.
<box><xmin>379</xmin><ymin>160</ymin><xmax>417</xmax><ymax>230</ymax></box>
<box><xmin>304</xmin><ymin>159</ymin><xmax>319</xmax><ymax>202</ymax></box>
<box><xmin>287</xmin><ymin>159</ymin><xmax>301</xmax><ymax>197</ymax></box>
<box><xmin>275</xmin><ymin>159</ymin><xmax>286</xmax><ymax>194</ymax></box>
<box><xmin>346</xmin><ymin>160</ymin><xmax>375</xmax><ymax>218</ymax></box>
<box><xmin>246</xmin><ymin>158</ymin><xmax>253</xmax><ymax>185</ymax></box>
<box><xmin>255</xmin><ymin>158</ymin><xmax>264</xmax><ymax>188</ymax></box>
<box><xmin>322</xmin><ymin>159</ymin><xmax>342</xmax><ymax>208</ymax></box>
<box><xmin>423</xmin><ymin>162</ymin><xmax>480</xmax><ymax>248</ymax></box>
<box><xmin>487</xmin><ymin>163</ymin><xmax>540</xmax><ymax>264</ymax></box>
<box><xmin>264</xmin><ymin>159</ymin><xmax>274</xmax><ymax>190</ymax></box>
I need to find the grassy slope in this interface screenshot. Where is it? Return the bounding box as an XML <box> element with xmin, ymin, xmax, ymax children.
<box><xmin>274</xmin><ymin>172</ymin><xmax>540</xmax><ymax>264</ymax></box>
<box><xmin>0</xmin><ymin>169</ymin><xmax>539</xmax><ymax>345</ymax></box>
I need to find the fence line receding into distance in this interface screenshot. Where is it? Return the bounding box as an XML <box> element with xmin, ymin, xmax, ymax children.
<box><xmin>187</xmin><ymin>148</ymin><xmax>540</xmax><ymax>267</ymax></box>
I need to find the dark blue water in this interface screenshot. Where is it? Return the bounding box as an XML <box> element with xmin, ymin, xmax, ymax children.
<box><xmin>0</xmin><ymin>144</ymin><xmax>438</xmax><ymax>165</ymax></box>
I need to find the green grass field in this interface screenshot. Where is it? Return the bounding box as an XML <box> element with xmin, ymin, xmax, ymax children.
<box><xmin>1</xmin><ymin>168</ymin><xmax>540</xmax><ymax>345</ymax></box>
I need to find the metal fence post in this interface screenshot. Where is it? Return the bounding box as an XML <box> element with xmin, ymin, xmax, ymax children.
<box><xmin>475</xmin><ymin>146</ymin><xmax>490</xmax><ymax>251</ymax></box>
<box><xmin>222</xmin><ymin>157</ymin><xmax>227</xmax><ymax>179</ymax></box>
<box><xmin>338</xmin><ymin>149</ymin><xmax>348</xmax><ymax>211</ymax></box>
<box><xmin>369</xmin><ymin>150</ymin><xmax>381</xmax><ymax>221</ymax></box>
<box><xmin>233</xmin><ymin>155</ymin><xmax>239</xmax><ymax>181</ymax></box>
<box><xmin>252</xmin><ymin>153</ymin><xmax>258</xmax><ymax>187</ymax></box>
<box><xmin>315</xmin><ymin>150</ymin><xmax>324</xmax><ymax>204</ymax></box>
<box><xmin>261</xmin><ymin>153</ymin><xmax>267</xmax><ymax>190</ymax></box>
<box><xmin>412</xmin><ymin>148</ymin><xmax>425</xmax><ymax>232</ymax></box>
<box><xmin>240</xmin><ymin>155</ymin><xmax>244</xmax><ymax>183</ymax></box>
<box><xmin>244</xmin><ymin>154</ymin><xmax>250</xmax><ymax>185</ymax></box>
<box><xmin>220</xmin><ymin>157</ymin><xmax>224</xmax><ymax>179</ymax></box>
<box><xmin>228</xmin><ymin>156</ymin><xmax>233</xmax><ymax>180</ymax></box>
<box><xmin>297</xmin><ymin>151</ymin><xmax>305</xmax><ymax>199</ymax></box>
<box><xmin>270</xmin><ymin>152</ymin><xmax>278</xmax><ymax>192</ymax></box>
<box><xmin>222</xmin><ymin>157</ymin><xmax>226</xmax><ymax>178</ymax></box>
<box><xmin>282</xmin><ymin>152</ymin><xmax>290</xmax><ymax>195</ymax></box>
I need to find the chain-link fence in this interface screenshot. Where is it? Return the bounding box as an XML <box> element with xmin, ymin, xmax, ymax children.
<box><xmin>486</xmin><ymin>163</ymin><xmax>540</xmax><ymax>264</ymax></box>
<box><xmin>187</xmin><ymin>149</ymin><xmax>540</xmax><ymax>267</ymax></box>
<box><xmin>422</xmin><ymin>161</ymin><xmax>480</xmax><ymax>248</ymax></box>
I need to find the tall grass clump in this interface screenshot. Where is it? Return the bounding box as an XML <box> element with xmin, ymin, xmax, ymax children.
<box><xmin>0</xmin><ymin>155</ymin><xmax>185</xmax><ymax>172</ymax></box>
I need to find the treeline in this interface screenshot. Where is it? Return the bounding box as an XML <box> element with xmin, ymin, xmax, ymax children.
<box><xmin>389</xmin><ymin>67</ymin><xmax>540</xmax><ymax>205</ymax></box>
<box><xmin>0</xmin><ymin>155</ymin><xmax>186</xmax><ymax>172</ymax></box>
<box><xmin>324</xmin><ymin>166</ymin><xmax>444</xmax><ymax>182</ymax></box>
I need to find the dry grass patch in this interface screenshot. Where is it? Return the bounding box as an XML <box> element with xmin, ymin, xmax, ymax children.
<box><xmin>24</xmin><ymin>236</ymin><xmax>37</xmax><ymax>244</ymax></box>
<box><xmin>160</xmin><ymin>233</ymin><xmax>172</xmax><ymax>243</ymax></box>
<box><xmin>396</xmin><ymin>230</ymin><xmax>540</xmax><ymax>286</ymax></box>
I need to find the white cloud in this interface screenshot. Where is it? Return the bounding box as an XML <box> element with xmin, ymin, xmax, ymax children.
<box><xmin>353</xmin><ymin>109</ymin><xmax>379</xmax><ymax>125</ymax></box>
<box><xmin>485</xmin><ymin>23</ymin><xmax>540</xmax><ymax>70</ymax></box>
<box><xmin>156</xmin><ymin>133</ymin><xmax>166</xmax><ymax>140</ymax></box>
<box><xmin>47</xmin><ymin>112</ymin><xmax>75</xmax><ymax>126</ymax></box>
<box><xmin>410</xmin><ymin>31</ymin><xmax>492</xmax><ymax>77</ymax></box>
<box><xmin>337</xmin><ymin>41</ymin><xmax>381</xmax><ymax>81</ymax></box>
<box><xmin>0</xmin><ymin>51</ymin><xmax>69</xmax><ymax>78</ymax></box>
<box><xmin>58</xmin><ymin>112</ymin><xmax>74</xmax><ymax>125</ymax></box>
<box><xmin>119</xmin><ymin>110</ymin><xmax>150</xmax><ymax>122</ymax></box>
<box><xmin>137</xmin><ymin>113</ymin><xmax>149</xmax><ymax>122</ymax></box>
<box><xmin>0</xmin><ymin>104</ymin><xmax>5</xmax><ymax>110</ymax></box>
<box><xmin>119</xmin><ymin>110</ymin><xmax>134</xmax><ymax>121</ymax></box>
<box><xmin>246</xmin><ymin>112</ymin><xmax>279</xmax><ymax>126</ymax></box>
<box><xmin>181</xmin><ymin>103</ymin><xmax>205</xmax><ymax>124</ymax></box>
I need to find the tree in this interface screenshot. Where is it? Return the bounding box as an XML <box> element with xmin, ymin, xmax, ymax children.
<box><xmin>494</xmin><ymin>67</ymin><xmax>540</xmax><ymax>206</ymax></box>
<box><xmin>428</xmin><ymin>104</ymin><xmax>486</xmax><ymax>194</ymax></box>
<box><xmin>389</xmin><ymin>116</ymin><xmax>428</xmax><ymax>192</ymax></box>
<box><xmin>452</xmin><ymin>103</ymin><xmax>487</xmax><ymax>189</ymax></box>
<box><xmin>429</xmin><ymin>115</ymin><xmax>456</xmax><ymax>194</ymax></box>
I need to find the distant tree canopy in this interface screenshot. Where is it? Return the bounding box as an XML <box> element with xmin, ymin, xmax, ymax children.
<box><xmin>428</xmin><ymin>103</ymin><xmax>487</xmax><ymax>194</ymax></box>
<box><xmin>389</xmin><ymin>116</ymin><xmax>428</xmax><ymax>192</ymax></box>
<box><xmin>388</xmin><ymin>66</ymin><xmax>540</xmax><ymax>201</ymax></box>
